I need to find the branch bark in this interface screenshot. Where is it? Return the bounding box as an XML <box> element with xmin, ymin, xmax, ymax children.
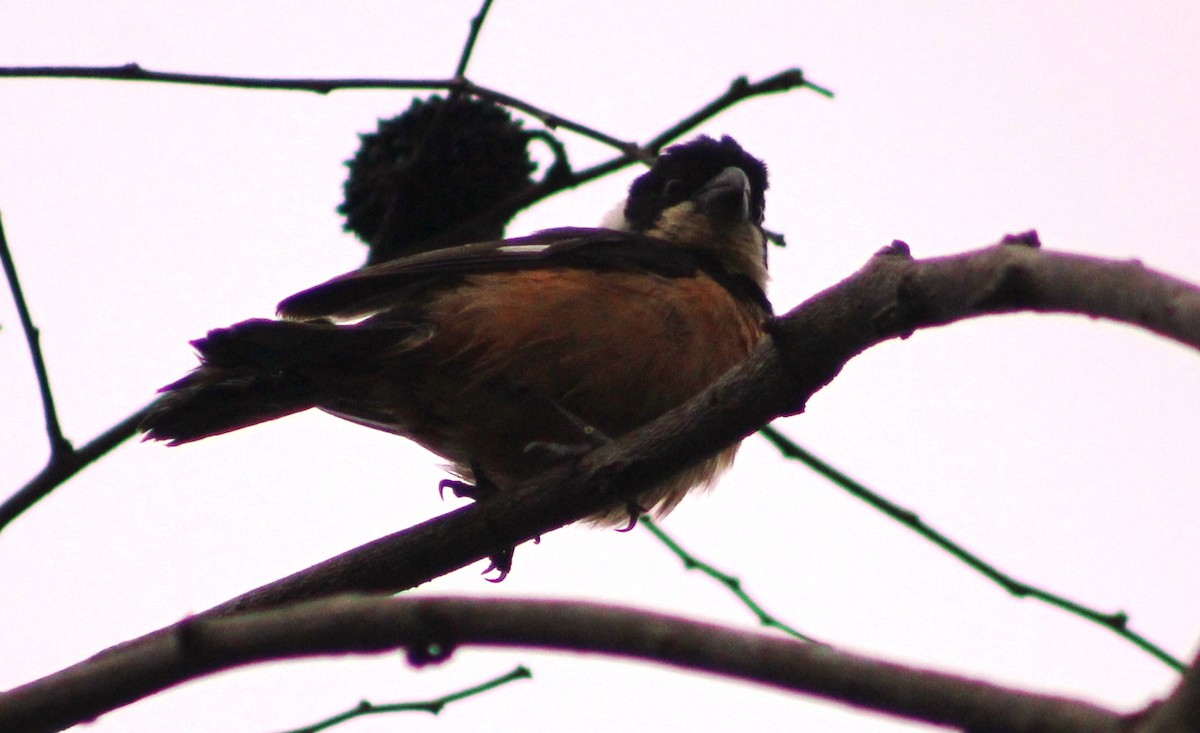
<box><xmin>205</xmin><ymin>236</ymin><xmax>1200</xmax><ymax>618</ymax></box>
<box><xmin>5</xmin><ymin>237</ymin><xmax>1197</xmax><ymax>732</ymax></box>
<box><xmin>0</xmin><ymin>595</ymin><xmax>1127</xmax><ymax>733</ymax></box>
<box><xmin>54</xmin><ymin>236</ymin><xmax>1198</xmax><ymax>625</ymax></box>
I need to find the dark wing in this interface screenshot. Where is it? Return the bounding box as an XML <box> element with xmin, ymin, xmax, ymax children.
<box><xmin>277</xmin><ymin>227</ymin><xmax>705</xmax><ymax>321</ymax></box>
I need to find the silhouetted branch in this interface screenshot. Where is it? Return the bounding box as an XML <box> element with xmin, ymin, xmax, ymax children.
<box><xmin>639</xmin><ymin>516</ymin><xmax>820</xmax><ymax>643</ymax></box>
<box><xmin>647</xmin><ymin>68</ymin><xmax>830</xmax><ymax>152</ymax></box>
<box><xmin>758</xmin><ymin>425</ymin><xmax>1184</xmax><ymax>670</ymax></box>
<box><xmin>429</xmin><ymin>69</ymin><xmax>823</xmax><ymax>246</ymax></box>
<box><xmin>5</xmin><ymin>235</ymin><xmax>1198</xmax><ymax>732</ymax></box>
<box><xmin>0</xmin><ymin>595</ymin><xmax>1126</xmax><ymax>733</ymax></box>
<box><xmin>50</xmin><ymin>236</ymin><xmax>1195</xmax><ymax>672</ymax></box>
<box><xmin>0</xmin><ymin>407</ymin><xmax>150</xmax><ymax>532</ymax></box>
<box><xmin>0</xmin><ymin>65</ymin><xmax>825</xmax><ymax>160</ymax></box>
<box><xmin>453</xmin><ymin>0</ymin><xmax>495</xmax><ymax>80</ymax></box>
<box><xmin>0</xmin><ymin>214</ymin><xmax>148</xmax><ymax>532</ymax></box>
<box><xmin>176</xmin><ymin>238</ymin><xmax>1197</xmax><ymax>618</ymax></box>
<box><xmin>1</xmin><ymin>212</ymin><xmax>68</xmax><ymax>456</ymax></box>
<box><xmin>276</xmin><ymin>665</ymin><xmax>530</xmax><ymax>733</ymax></box>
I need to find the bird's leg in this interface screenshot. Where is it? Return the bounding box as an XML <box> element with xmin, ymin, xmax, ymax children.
<box><xmin>436</xmin><ymin>464</ymin><xmax>526</xmax><ymax>582</ymax></box>
<box><xmin>523</xmin><ymin>396</ymin><xmax>613</xmax><ymax>462</ymax></box>
<box><xmin>518</xmin><ymin>394</ymin><xmax>655</xmax><ymax>529</ymax></box>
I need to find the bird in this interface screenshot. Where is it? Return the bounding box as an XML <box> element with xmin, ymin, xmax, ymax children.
<box><xmin>141</xmin><ymin>134</ymin><xmax>773</xmax><ymax>569</ymax></box>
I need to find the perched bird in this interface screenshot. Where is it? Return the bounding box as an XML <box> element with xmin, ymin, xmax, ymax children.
<box><xmin>142</xmin><ymin>135</ymin><xmax>772</xmax><ymax>540</ymax></box>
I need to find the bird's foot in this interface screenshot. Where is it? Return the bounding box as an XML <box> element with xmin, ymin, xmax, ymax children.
<box><xmin>438</xmin><ymin>464</ymin><xmax>501</xmax><ymax>502</ymax></box>
<box><xmin>524</xmin><ymin>423</ymin><xmax>612</xmax><ymax>463</ymax></box>
<box><xmin>438</xmin><ymin>478</ymin><xmax>477</xmax><ymax>500</ymax></box>
<box><xmin>616</xmin><ymin>501</ymin><xmax>647</xmax><ymax>532</ymax></box>
<box><xmin>482</xmin><ymin>548</ymin><xmax>514</xmax><ymax>583</ymax></box>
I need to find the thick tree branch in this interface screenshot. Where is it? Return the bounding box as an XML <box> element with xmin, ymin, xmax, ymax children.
<box><xmin>63</xmin><ymin>237</ymin><xmax>1197</xmax><ymax>625</ymax></box>
<box><xmin>4</xmin><ymin>236</ymin><xmax>1197</xmax><ymax>731</ymax></box>
<box><xmin>0</xmin><ymin>595</ymin><xmax>1127</xmax><ymax>733</ymax></box>
<box><xmin>204</xmin><ymin>236</ymin><xmax>1200</xmax><ymax>616</ymax></box>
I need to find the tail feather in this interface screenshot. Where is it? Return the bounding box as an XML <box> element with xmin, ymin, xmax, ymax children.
<box><xmin>141</xmin><ymin>318</ymin><xmax>417</xmax><ymax>445</ymax></box>
<box><xmin>141</xmin><ymin>369</ymin><xmax>320</xmax><ymax>445</ymax></box>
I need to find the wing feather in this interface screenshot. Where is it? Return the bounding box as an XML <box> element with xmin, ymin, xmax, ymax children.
<box><xmin>276</xmin><ymin>227</ymin><xmax>702</xmax><ymax>322</ymax></box>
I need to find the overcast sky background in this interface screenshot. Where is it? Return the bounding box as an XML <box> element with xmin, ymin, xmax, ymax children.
<box><xmin>2</xmin><ymin>2</ymin><xmax>1199</xmax><ymax>731</ymax></box>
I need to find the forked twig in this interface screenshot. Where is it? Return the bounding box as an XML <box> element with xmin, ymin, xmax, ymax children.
<box><xmin>0</xmin><ymin>212</ymin><xmax>69</xmax><ymax>457</ymax></box>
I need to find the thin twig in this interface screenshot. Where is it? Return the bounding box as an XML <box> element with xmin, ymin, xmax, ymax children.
<box><xmin>0</xmin><ymin>211</ymin><xmax>70</xmax><ymax>457</ymax></box>
<box><xmin>646</xmin><ymin>68</ymin><xmax>829</xmax><ymax>152</ymax></box>
<box><xmin>453</xmin><ymin>0</ymin><xmax>496</xmax><ymax>80</ymax></box>
<box><xmin>0</xmin><ymin>407</ymin><xmax>149</xmax><ymax>534</ymax></box>
<box><xmin>0</xmin><ymin>66</ymin><xmax>623</xmax><ymax>154</ymax></box>
<box><xmin>758</xmin><ymin>425</ymin><xmax>1186</xmax><ymax>672</ymax></box>
<box><xmin>429</xmin><ymin>69</ymin><xmax>822</xmax><ymax>245</ymax></box>
<box><xmin>0</xmin><ymin>209</ymin><xmax>150</xmax><ymax>533</ymax></box>
<box><xmin>639</xmin><ymin>516</ymin><xmax>820</xmax><ymax>643</ymax></box>
<box><xmin>0</xmin><ymin>64</ymin><xmax>826</xmax><ymax>163</ymax></box>
<box><xmin>275</xmin><ymin>665</ymin><xmax>531</xmax><ymax>733</ymax></box>
<box><xmin>464</xmin><ymin>80</ymin><xmax>638</xmax><ymax>152</ymax></box>
<box><xmin>0</xmin><ymin>64</ymin><xmax>450</xmax><ymax>93</ymax></box>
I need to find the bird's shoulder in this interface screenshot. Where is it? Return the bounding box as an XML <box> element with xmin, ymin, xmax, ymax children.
<box><xmin>277</xmin><ymin>227</ymin><xmax>746</xmax><ymax>321</ymax></box>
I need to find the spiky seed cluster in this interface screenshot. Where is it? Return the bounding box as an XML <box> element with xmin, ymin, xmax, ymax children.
<box><xmin>340</xmin><ymin>95</ymin><xmax>537</xmax><ymax>265</ymax></box>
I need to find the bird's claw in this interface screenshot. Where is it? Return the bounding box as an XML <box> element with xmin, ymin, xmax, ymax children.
<box><xmin>438</xmin><ymin>478</ymin><xmax>478</xmax><ymax>500</ymax></box>
<box><xmin>439</xmin><ymin>467</ymin><xmax>499</xmax><ymax>502</ymax></box>
<box><xmin>482</xmin><ymin>548</ymin><xmax>514</xmax><ymax>583</ymax></box>
<box><xmin>616</xmin><ymin>501</ymin><xmax>646</xmax><ymax>532</ymax></box>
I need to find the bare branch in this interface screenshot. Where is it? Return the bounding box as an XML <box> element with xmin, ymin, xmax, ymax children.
<box><xmin>453</xmin><ymin>0</ymin><xmax>496</xmax><ymax>80</ymax></box>
<box><xmin>4</xmin><ymin>237</ymin><xmax>1195</xmax><ymax>732</ymax></box>
<box><xmin>639</xmin><ymin>516</ymin><xmax>820</xmax><ymax>643</ymax></box>
<box><xmin>0</xmin><ymin>595</ymin><xmax>1125</xmax><ymax>733</ymax></box>
<box><xmin>52</xmin><ymin>238</ymin><xmax>1198</xmax><ymax>686</ymax></box>
<box><xmin>0</xmin><ymin>63</ymin><xmax>450</xmax><ymax>94</ymax></box>
<box><xmin>276</xmin><ymin>665</ymin><xmax>530</xmax><ymax>733</ymax></box>
<box><xmin>759</xmin><ymin>425</ymin><xmax>1184</xmax><ymax>671</ymax></box>
<box><xmin>0</xmin><ymin>406</ymin><xmax>149</xmax><ymax>532</ymax></box>
<box><xmin>646</xmin><ymin>68</ymin><xmax>829</xmax><ymax>152</ymax></box>
<box><xmin>173</xmin><ymin>240</ymin><xmax>1200</xmax><ymax>620</ymax></box>
<box><xmin>0</xmin><ymin>65</ymin><xmax>825</xmax><ymax>160</ymax></box>
<box><xmin>0</xmin><ymin>215</ymin><xmax>152</xmax><ymax>536</ymax></box>
<box><xmin>1</xmin><ymin>211</ymin><xmax>69</xmax><ymax>456</ymax></box>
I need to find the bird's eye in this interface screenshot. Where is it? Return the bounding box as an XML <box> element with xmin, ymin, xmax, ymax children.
<box><xmin>663</xmin><ymin>179</ymin><xmax>683</xmax><ymax>201</ymax></box>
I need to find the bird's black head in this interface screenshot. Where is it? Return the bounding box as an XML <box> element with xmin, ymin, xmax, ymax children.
<box><xmin>617</xmin><ymin>136</ymin><xmax>771</xmax><ymax>289</ymax></box>
<box><xmin>623</xmin><ymin>135</ymin><xmax>769</xmax><ymax>233</ymax></box>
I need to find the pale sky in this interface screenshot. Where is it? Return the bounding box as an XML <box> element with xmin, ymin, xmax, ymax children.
<box><xmin>2</xmin><ymin>2</ymin><xmax>1199</xmax><ymax>731</ymax></box>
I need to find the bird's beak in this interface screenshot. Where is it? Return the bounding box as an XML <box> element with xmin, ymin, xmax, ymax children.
<box><xmin>694</xmin><ymin>166</ymin><xmax>751</xmax><ymax>223</ymax></box>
